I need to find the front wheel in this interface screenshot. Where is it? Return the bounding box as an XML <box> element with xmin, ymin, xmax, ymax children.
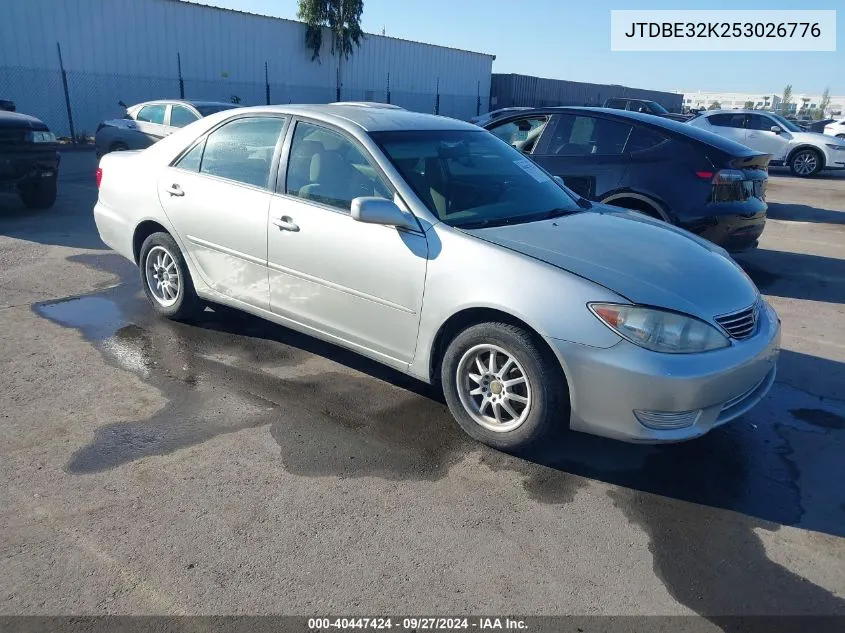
<box><xmin>19</xmin><ymin>178</ymin><xmax>57</xmax><ymax>209</ymax></box>
<box><xmin>139</xmin><ymin>232</ymin><xmax>202</xmax><ymax>320</ymax></box>
<box><xmin>789</xmin><ymin>148</ymin><xmax>823</xmax><ymax>177</ymax></box>
<box><xmin>441</xmin><ymin>322</ymin><xmax>567</xmax><ymax>451</ymax></box>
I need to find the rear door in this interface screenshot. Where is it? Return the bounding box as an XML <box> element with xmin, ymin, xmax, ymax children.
<box><xmin>157</xmin><ymin>115</ymin><xmax>287</xmax><ymax>309</ymax></box>
<box><xmin>525</xmin><ymin>113</ymin><xmax>632</xmax><ymax>200</ymax></box>
<box><xmin>703</xmin><ymin>112</ymin><xmax>747</xmax><ymax>146</ymax></box>
<box><xmin>134</xmin><ymin>103</ymin><xmax>169</xmax><ymax>145</ymax></box>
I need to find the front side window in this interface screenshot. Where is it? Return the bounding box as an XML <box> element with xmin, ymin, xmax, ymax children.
<box><xmin>199</xmin><ymin>117</ymin><xmax>285</xmax><ymax>188</ymax></box>
<box><xmin>745</xmin><ymin>114</ymin><xmax>778</xmax><ymax>131</ymax></box>
<box><xmin>373</xmin><ymin>129</ymin><xmax>582</xmax><ymax>228</ymax></box>
<box><xmin>541</xmin><ymin>115</ymin><xmax>632</xmax><ymax>156</ymax></box>
<box><xmin>285</xmin><ymin>121</ymin><xmax>392</xmax><ymax>211</ymax></box>
<box><xmin>136</xmin><ymin>104</ymin><xmax>166</xmax><ymax>124</ymax></box>
<box><xmin>766</xmin><ymin>113</ymin><xmax>803</xmax><ymax>133</ymax></box>
<box><xmin>487</xmin><ymin>116</ymin><xmax>550</xmax><ymax>154</ymax></box>
<box><xmin>170</xmin><ymin>105</ymin><xmax>199</xmax><ymax>128</ymax></box>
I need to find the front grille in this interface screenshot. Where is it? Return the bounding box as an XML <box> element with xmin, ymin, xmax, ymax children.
<box><xmin>715</xmin><ymin>303</ymin><xmax>758</xmax><ymax>340</ymax></box>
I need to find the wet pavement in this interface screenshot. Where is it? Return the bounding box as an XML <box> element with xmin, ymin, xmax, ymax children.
<box><xmin>1</xmin><ymin>151</ymin><xmax>844</xmax><ymax>618</ymax></box>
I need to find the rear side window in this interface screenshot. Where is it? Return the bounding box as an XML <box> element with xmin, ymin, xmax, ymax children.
<box><xmin>199</xmin><ymin>117</ymin><xmax>285</xmax><ymax>188</ymax></box>
<box><xmin>170</xmin><ymin>105</ymin><xmax>199</xmax><ymax>128</ymax></box>
<box><xmin>708</xmin><ymin>113</ymin><xmax>745</xmax><ymax>128</ymax></box>
<box><xmin>625</xmin><ymin>126</ymin><xmax>667</xmax><ymax>152</ymax></box>
<box><xmin>605</xmin><ymin>99</ymin><xmax>627</xmax><ymax>109</ymax></box>
<box><xmin>175</xmin><ymin>142</ymin><xmax>203</xmax><ymax>172</ymax></box>
<box><xmin>542</xmin><ymin>115</ymin><xmax>633</xmax><ymax>156</ymax></box>
<box><xmin>136</xmin><ymin>104</ymin><xmax>166</xmax><ymax>124</ymax></box>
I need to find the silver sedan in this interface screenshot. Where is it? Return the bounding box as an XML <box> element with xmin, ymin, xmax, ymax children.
<box><xmin>93</xmin><ymin>104</ymin><xmax>780</xmax><ymax>449</ymax></box>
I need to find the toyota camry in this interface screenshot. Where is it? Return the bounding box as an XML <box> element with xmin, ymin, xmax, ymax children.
<box><xmin>93</xmin><ymin>104</ymin><xmax>780</xmax><ymax>449</ymax></box>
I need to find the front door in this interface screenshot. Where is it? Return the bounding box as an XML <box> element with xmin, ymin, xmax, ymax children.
<box><xmin>524</xmin><ymin>113</ymin><xmax>631</xmax><ymax>200</ymax></box>
<box><xmin>744</xmin><ymin>113</ymin><xmax>791</xmax><ymax>161</ymax></box>
<box><xmin>157</xmin><ymin>115</ymin><xmax>287</xmax><ymax>309</ymax></box>
<box><xmin>267</xmin><ymin>120</ymin><xmax>427</xmax><ymax>365</ymax></box>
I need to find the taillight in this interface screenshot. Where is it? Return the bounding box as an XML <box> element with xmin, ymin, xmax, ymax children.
<box><xmin>695</xmin><ymin>171</ymin><xmax>714</xmax><ymax>180</ymax></box>
<box><xmin>95</xmin><ymin>167</ymin><xmax>102</xmax><ymax>188</ymax></box>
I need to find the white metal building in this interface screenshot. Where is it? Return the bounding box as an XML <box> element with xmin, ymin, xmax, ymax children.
<box><xmin>679</xmin><ymin>90</ymin><xmax>845</xmax><ymax>116</ymax></box>
<box><xmin>0</xmin><ymin>0</ymin><xmax>495</xmax><ymax>136</ymax></box>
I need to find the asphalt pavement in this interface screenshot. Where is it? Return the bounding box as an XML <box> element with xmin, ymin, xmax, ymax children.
<box><xmin>1</xmin><ymin>152</ymin><xmax>843</xmax><ymax>622</ymax></box>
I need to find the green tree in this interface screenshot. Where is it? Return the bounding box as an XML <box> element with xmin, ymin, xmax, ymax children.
<box><xmin>818</xmin><ymin>87</ymin><xmax>831</xmax><ymax>118</ymax></box>
<box><xmin>297</xmin><ymin>0</ymin><xmax>365</xmax><ymax>62</ymax></box>
<box><xmin>708</xmin><ymin>101</ymin><xmax>721</xmax><ymax>110</ymax></box>
<box><xmin>744</xmin><ymin>100</ymin><xmax>755</xmax><ymax>109</ymax></box>
<box><xmin>781</xmin><ymin>84</ymin><xmax>793</xmax><ymax>114</ymax></box>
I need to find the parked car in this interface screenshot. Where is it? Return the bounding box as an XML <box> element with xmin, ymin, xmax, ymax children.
<box><xmin>603</xmin><ymin>98</ymin><xmax>690</xmax><ymax>122</ymax></box>
<box><xmin>824</xmin><ymin>119</ymin><xmax>845</xmax><ymax>139</ymax></box>
<box><xmin>0</xmin><ymin>109</ymin><xmax>59</xmax><ymax>208</ymax></box>
<box><xmin>687</xmin><ymin>110</ymin><xmax>845</xmax><ymax>177</ymax></box>
<box><xmin>331</xmin><ymin>102</ymin><xmax>405</xmax><ymax>110</ymax></box>
<box><xmin>469</xmin><ymin>107</ymin><xmax>533</xmax><ymax>127</ymax></box>
<box><xmin>94</xmin><ymin>104</ymin><xmax>780</xmax><ymax>449</ymax></box>
<box><xmin>95</xmin><ymin>99</ymin><xmax>238</xmax><ymax>157</ymax></box>
<box><xmin>800</xmin><ymin>118</ymin><xmax>835</xmax><ymax>134</ymax></box>
<box><xmin>483</xmin><ymin>107</ymin><xmax>770</xmax><ymax>252</ymax></box>
<box><xmin>0</xmin><ymin>99</ymin><xmax>16</xmax><ymax>112</ymax></box>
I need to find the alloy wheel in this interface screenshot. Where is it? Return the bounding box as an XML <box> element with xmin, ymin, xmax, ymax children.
<box><xmin>144</xmin><ymin>245</ymin><xmax>181</xmax><ymax>307</ymax></box>
<box><xmin>793</xmin><ymin>150</ymin><xmax>818</xmax><ymax>176</ymax></box>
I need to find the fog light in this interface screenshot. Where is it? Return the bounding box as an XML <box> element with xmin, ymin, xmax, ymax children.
<box><xmin>634</xmin><ymin>409</ymin><xmax>702</xmax><ymax>430</ymax></box>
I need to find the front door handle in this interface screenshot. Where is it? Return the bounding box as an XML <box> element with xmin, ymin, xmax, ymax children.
<box><xmin>166</xmin><ymin>184</ymin><xmax>184</xmax><ymax>197</ymax></box>
<box><xmin>271</xmin><ymin>216</ymin><xmax>299</xmax><ymax>232</ymax></box>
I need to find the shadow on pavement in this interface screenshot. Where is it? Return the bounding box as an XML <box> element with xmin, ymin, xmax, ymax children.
<box><xmin>766</xmin><ymin>201</ymin><xmax>845</xmax><ymax>225</ymax></box>
<box><xmin>736</xmin><ymin>249</ymin><xmax>845</xmax><ymax>304</ymax></box>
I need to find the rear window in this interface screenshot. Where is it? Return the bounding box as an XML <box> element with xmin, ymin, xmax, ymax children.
<box><xmin>195</xmin><ymin>104</ymin><xmax>238</xmax><ymax>117</ymax></box>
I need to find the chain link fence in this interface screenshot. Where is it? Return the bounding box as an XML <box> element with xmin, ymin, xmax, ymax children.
<box><xmin>0</xmin><ymin>64</ymin><xmax>489</xmax><ymax>140</ymax></box>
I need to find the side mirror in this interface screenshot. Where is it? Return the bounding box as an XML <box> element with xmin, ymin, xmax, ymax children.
<box><xmin>770</xmin><ymin>125</ymin><xmax>782</xmax><ymax>134</ymax></box>
<box><xmin>553</xmin><ymin>175</ymin><xmax>565</xmax><ymax>188</ymax></box>
<box><xmin>351</xmin><ymin>197</ymin><xmax>417</xmax><ymax>231</ymax></box>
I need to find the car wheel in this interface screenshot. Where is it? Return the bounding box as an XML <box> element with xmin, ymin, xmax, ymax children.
<box><xmin>19</xmin><ymin>177</ymin><xmax>57</xmax><ymax>209</ymax></box>
<box><xmin>139</xmin><ymin>232</ymin><xmax>202</xmax><ymax>320</ymax></box>
<box><xmin>441</xmin><ymin>322</ymin><xmax>567</xmax><ymax>451</ymax></box>
<box><xmin>789</xmin><ymin>148</ymin><xmax>823</xmax><ymax>177</ymax></box>
<box><xmin>110</xmin><ymin>142</ymin><xmax>129</xmax><ymax>153</ymax></box>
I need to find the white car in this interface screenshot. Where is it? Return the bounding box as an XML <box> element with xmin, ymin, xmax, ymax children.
<box><xmin>688</xmin><ymin>110</ymin><xmax>845</xmax><ymax>177</ymax></box>
<box><xmin>824</xmin><ymin>119</ymin><xmax>845</xmax><ymax>139</ymax></box>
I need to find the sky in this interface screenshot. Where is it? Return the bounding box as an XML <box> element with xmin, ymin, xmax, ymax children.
<box><xmin>186</xmin><ymin>0</ymin><xmax>843</xmax><ymax>95</ymax></box>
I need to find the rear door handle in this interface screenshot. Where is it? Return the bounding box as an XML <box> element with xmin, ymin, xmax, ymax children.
<box><xmin>271</xmin><ymin>216</ymin><xmax>299</xmax><ymax>232</ymax></box>
<box><xmin>166</xmin><ymin>184</ymin><xmax>184</xmax><ymax>197</ymax></box>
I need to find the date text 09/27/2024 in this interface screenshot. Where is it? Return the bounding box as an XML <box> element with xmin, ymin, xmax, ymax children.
<box><xmin>307</xmin><ymin>617</ymin><xmax>527</xmax><ymax>630</ymax></box>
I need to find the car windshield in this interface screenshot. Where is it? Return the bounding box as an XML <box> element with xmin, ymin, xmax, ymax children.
<box><xmin>371</xmin><ymin>129</ymin><xmax>582</xmax><ymax>229</ymax></box>
<box><xmin>195</xmin><ymin>104</ymin><xmax>239</xmax><ymax>117</ymax></box>
<box><xmin>768</xmin><ymin>113</ymin><xmax>803</xmax><ymax>133</ymax></box>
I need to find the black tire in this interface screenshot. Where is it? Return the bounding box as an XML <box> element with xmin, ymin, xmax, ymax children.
<box><xmin>138</xmin><ymin>232</ymin><xmax>202</xmax><ymax>321</ymax></box>
<box><xmin>789</xmin><ymin>148</ymin><xmax>823</xmax><ymax>177</ymax></box>
<box><xmin>109</xmin><ymin>141</ymin><xmax>129</xmax><ymax>153</ymax></box>
<box><xmin>440</xmin><ymin>322</ymin><xmax>568</xmax><ymax>451</ymax></box>
<box><xmin>19</xmin><ymin>178</ymin><xmax>57</xmax><ymax>209</ymax></box>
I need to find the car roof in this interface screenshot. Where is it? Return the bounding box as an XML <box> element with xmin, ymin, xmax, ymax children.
<box><xmin>488</xmin><ymin>106</ymin><xmax>764</xmax><ymax>157</ymax></box>
<box><xmin>131</xmin><ymin>99</ymin><xmax>235</xmax><ymax>109</ymax></box>
<box><xmin>212</xmin><ymin>104</ymin><xmax>478</xmax><ymax>132</ymax></box>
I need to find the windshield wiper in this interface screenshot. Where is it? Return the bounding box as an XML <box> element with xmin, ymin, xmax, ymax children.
<box><xmin>457</xmin><ymin>207</ymin><xmax>579</xmax><ymax>230</ymax></box>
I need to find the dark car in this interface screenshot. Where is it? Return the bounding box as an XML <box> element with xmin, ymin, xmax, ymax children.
<box><xmin>483</xmin><ymin>107</ymin><xmax>770</xmax><ymax>252</ymax></box>
<box><xmin>468</xmin><ymin>107</ymin><xmax>534</xmax><ymax>127</ymax></box>
<box><xmin>603</xmin><ymin>98</ymin><xmax>691</xmax><ymax>122</ymax></box>
<box><xmin>0</xmin><ymin>110</ymin><xmax>59</xmax><ymax>209</ymax></box>
<box><xmin>0</xmin><ymin>99</ymin><xmax>16</xmax><ymax>112</ymax></box>
<box><xmin>95</xmin><ymin>99</ymin><xmax>238</xmax><ymax>157</ymax></box>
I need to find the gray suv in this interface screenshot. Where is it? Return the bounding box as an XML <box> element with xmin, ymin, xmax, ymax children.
<box><xmin>95</xmin><ymin>99</ymin><xmax>237</xmax><ymax>157</ymax></box>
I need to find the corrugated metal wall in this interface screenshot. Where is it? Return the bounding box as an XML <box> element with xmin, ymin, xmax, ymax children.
<box><xmin>491</xmin><ymin>74</ymin><xmax>683</xmax><ymax>113</ymax></box>
<box><xmin>0</xmin><ymin>0</ymin><xmax>494</xmax><ymax>135</ymax></box>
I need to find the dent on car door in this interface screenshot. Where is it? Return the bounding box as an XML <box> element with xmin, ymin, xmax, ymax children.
<box><xmin>157</xmin><ymin>115</ymin><xmax>288</xmax><ymax>308</ymax></box>
<box><xmin>528</xmin><ymin>114</ymin><xmax>631</xmax><ymax>200</ymax></box>
<box><xmin>266</xmin><ymin>119</ymin><xmax>428</xmax><ymax>365</ymax></box>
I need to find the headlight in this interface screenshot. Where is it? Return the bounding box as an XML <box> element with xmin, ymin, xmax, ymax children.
<box><xmin>589</xmin><ymin>303</ymin><xmax>730</xmax><ymax>353</ymax></box>
<box><xmin>826</xmin><ymin>143</ymin><xmax>845</xmax><ymax>151</ymax></box>
<box><xmin>28</xmin><ymin>130</ymin><xmax>57</xmax><ymax>143</ymax></box>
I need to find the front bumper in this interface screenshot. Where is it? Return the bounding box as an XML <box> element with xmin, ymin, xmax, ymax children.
<box><xmin>548</xmin><ymin>300</ymin><xmax>781</xmax><ymax>443</ymax></box>
<box><xmin>0</xmin><ymin>149</ymin><xmax>59</xmax><ymax>191</ymax></box>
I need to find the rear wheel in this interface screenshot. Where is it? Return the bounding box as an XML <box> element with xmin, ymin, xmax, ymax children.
<box><xmin>109</xmin><ymin>141</ymin><xmax>129</xmax><ymax>153</ymax></box>
<box><xmin>19</xmin><ymin>177</ymin><xmax>57</xmax><ymax>209</ymax></box>
<box><xmin>789</xmin><ymin>148</ymin><xmax>823</xmax><ymax>177</ymax></box>
<box><xmin>139</xmin><ymin>232</ymin><xmax>202</xmax><ymax>321</ymax></box>
<box><xmin>441</xmin><ymin>322</ymin><xmax>567</xmax><ymax>451</ymax></box>
<box><xmin>604</xmin><ymin>197</ymin><xmax>665</xmax><ymax>222</ymax></box>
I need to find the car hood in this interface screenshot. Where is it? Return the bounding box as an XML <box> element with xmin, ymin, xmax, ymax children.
<box><xmin>792</xmin><ymin>130</ymin><xmax>840</xmax><ymax>144</ymax></box>
<box><xmin>463</xmin><ymin>207</ymin><xmax>759</xmax><ymax>319</ymax></box>
<box><xmin>0</xmin><ymin>111</ymin><xmax>48</xmax><ymax>130</ymax></box>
